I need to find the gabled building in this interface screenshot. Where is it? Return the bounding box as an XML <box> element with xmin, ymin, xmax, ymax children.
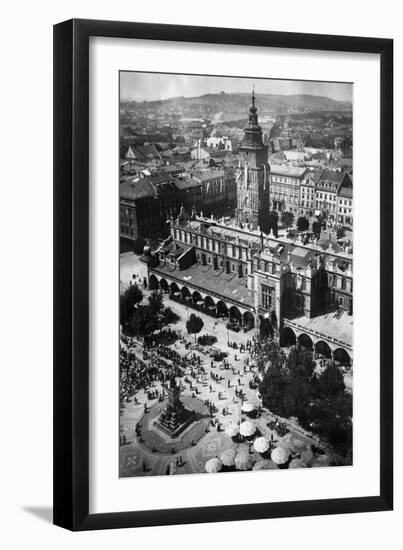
<box><xmin>315</xmin><ymin>169</ymin><xmax>352</xmax><ymax>221</ymax></box>
<box><xmin>120</xmin><ymin>174</ymin><xmax>178</xmax><ymax>248</ymax></box>
<box><xmin>336</xmin><ymin>177</ymin><xmax>353</xmax><ymax>226</ymax></box>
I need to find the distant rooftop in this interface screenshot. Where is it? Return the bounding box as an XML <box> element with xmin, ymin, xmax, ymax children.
<box><xmin>269</xmin><ymin>164</ymin><xmax>307</xmax><ymax>178</ymax></box>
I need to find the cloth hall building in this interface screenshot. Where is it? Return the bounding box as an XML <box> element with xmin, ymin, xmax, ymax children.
<box><xmin>145</xmin><ymin>94</ymin><xmax>353</xmax><ymax>366</ymax></box>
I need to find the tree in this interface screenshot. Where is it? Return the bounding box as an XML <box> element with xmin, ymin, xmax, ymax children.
<box><xmin>336</xmin><ymin>227</ymin><xmax>346</xmax><ymax>240</ymax></box>
<box><xmin>316</xmin><ymin>364</ymin><xmax>345</xmax><ymax>400</ymax></box>
<box><xmin>275</xmin><ymin>347</ymin><xmax>315</xmax><ymax>422</ymax></box>
<box><xmin>267</xmin><ymin>210</ymin><xmax>279</xmax><ymax>237</ymax></box>
<box><xmin>297</xmin><ymin>216</ymin><xmax>309</xmax><ymax>232</ymax></box>
<box><xmin>281</xmin><ymin>211</ymin><xmax>295</xmax><ymax>228</ymax></box>
<box><xmin>132</xmin><ymin>236</ymin><xmax>146</xmax><ymax>255</ymax></box>
<box><xmin>148</xmin><ymin>290</ymin><xmax>164</xmax><ymax>314</ymax></box>
<box><xmin>312</xmin><ymin>220</ymin><xmax>322</xmax><ymax>238</ymax></box>
<box><xmin>186</xmin><ymin>313</ymin><xmax>204</xmax><ymax>343</ymax></box>
<box><xmin>120</xmin><ymin>284</ymin><xmax>143</xmax><ymax>327</ymax></box>
<box><xmin>124</xmin><ymin>284</ymin><xmax>143</xmax><ymax>312</ymax></box>
<box><xmin>148</xmin><ymin>291</ymin><xmax>166</xmax><ymax>332</ymax></box>
<box><xmin>255</xmin><ymin>339</ymin><xmax>286</xmax><ymax>373</ymax></box>
<box><xmin>308</xmin><ymin>392</ymin><xmax>352</xmax><ymax>454</ymax></box>
<box><xmin>131</xmin><ymin>305</ymin><xmax>159</xmax><ymax>340</ymax></box>
<box><xmin>259</xmin><ymin>363</ymin><xmax>289</xmax><ymax>416</ymax></box>
<box><xmin>120</xmin><ymin>294</ymin><xmax>130</xmax><ymax>327</ymax></box>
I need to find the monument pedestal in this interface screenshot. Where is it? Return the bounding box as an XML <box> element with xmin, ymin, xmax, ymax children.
<box><xmin>153</xmin><ymin>377</ymin><xmax>196</xmax><ymax>438</ymax></box>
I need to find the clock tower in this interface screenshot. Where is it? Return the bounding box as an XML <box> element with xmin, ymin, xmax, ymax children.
<box><xmin>235</xmin><ymin>90</ymin><xmax>271</xmax><ymax>233</ymax></box>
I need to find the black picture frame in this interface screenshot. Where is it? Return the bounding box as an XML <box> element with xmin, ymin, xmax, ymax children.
<box><xmin>53</xmin><ymin>18</ymin><xmax>393</xmax><ymax>531</ymax></box>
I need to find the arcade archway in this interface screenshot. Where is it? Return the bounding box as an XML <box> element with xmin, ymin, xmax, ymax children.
<box><xmin>170</xmin><ymin>282</ymin><xmax>180</xmax><ymax>298</ymax></box>
<box><xmin>181</xmin><ymin>286</ymin><xmax>191</xmax><ymax>303</ymax></box>
<box><xmin>315</xmin><ymin>340</ymin><xmax>332</xmax><ymax>359</ymax></box>
<box><xmin>204</xmin><ymin>295</ymin><xmax>216</xmax><ymax>316</ymax></box>
<box><xmin>243</xmin><ymin>311</ymin><xmax>255</xmax><ymax>330</ymax></box>
<box><xmin>282</xmin><ymin>326</ymin><xmax>296</xmax><ymax>346</ymax></box>
<box><xmin>229</xmin><ymin>306</ymin><xmax>242</xmax><ymax>323</ymax></box>
<box><xmin>159</xmin><ymin>278</ymin><xmax>169</xmax><ymax>293</ymax></box>
<box><xmin>216</xmin><ymin>300</ymin><xmax>229</xmax><ymax>318</ymax></box>
<box><xmin>334</xmin><ymin>347</ymin><xmax>351</xmax><ymax>367</ymax></box>
<box><xmin>298</xmin><ymin>333</ymin><xmax>313</xmax><ymax>350</ymax></box>
<box><xmin>148</xmin><ymin>274</ymin><xmax>159</xmax><ymax>291</ymax></box>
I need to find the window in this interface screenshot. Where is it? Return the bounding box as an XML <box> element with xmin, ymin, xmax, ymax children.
<box><xmin>261</xmin><ymin>285</ymin><xmax>273</xmax><ymax>309</ymax></box>
<box><xmin>296</xmin><ymin>294</ymin><xmax>303</xmax><ymax>310</ymax></box>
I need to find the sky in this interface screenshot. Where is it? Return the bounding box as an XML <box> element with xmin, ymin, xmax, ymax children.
<box><xmin>120</xmin><ymin>72</ymin><xmax>352</xmax><ymax>103</ymax></box>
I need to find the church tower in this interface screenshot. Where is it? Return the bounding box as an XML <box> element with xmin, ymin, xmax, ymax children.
<box><xmin>235</xmin><ymin>90</ymin><xmax>271</xmax><ymax>233</ymax></box>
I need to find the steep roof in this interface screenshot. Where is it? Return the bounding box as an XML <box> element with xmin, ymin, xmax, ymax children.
<box><xmin>120</xmin><ymin>178</ymin><xmax>156</xmax><ymax>201</ymax></box>
<box><xmin>338</xmin><ymin>186</ymin><xmax>353</xmax><ymax>199</ymax></box>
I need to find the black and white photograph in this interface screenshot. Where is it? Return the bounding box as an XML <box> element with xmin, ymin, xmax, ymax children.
<box><xmin>119</xmin><ymin>72</ymin><xmax>353</xmax><ymax>478</ymax></box>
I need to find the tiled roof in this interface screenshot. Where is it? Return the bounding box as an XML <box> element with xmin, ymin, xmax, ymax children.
<box><xmin>137</xmin><ymin>144</ymin><xmax>161</xmax><ymax>158</ymax></box>
<box><xmin>269</xmin><ymin>164</ymin><xmax>307</xmax><ymax>178</ymax></box>
<box><xmin>192</xmin><ymin>169</ymin><xmax>225</xmax><ymax>181</ymax></box>
<box><xmin>173</xmin><ymin>177</ymin><xmax>202</xmax><ymax>190</ymax></box>
<box><xmin>120</xmin><ymin>178</ymin><xmax>156</xmax><ymax>200</ymax></box>
<box><xmin>338</xmin><ymin>186</ymin><xmax>353</xmax><ymax>199</ymax></box>
<box><xmin>151</xmin><ymin>262</ymin><xmax>254</xmax><ymax>309</ymax></box>
<box><xmin>284</xmin><ymin>309</ymin><xmax>353</xmax><ymax>349</ymax></box>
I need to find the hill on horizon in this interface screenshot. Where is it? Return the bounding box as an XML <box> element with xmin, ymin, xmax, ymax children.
<box><xmin>122</xmin><ymin>91</ymin><xmax>352</xmax><ymax>114</ymax></box>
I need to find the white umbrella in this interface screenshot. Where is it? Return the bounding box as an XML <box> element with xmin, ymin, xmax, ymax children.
<box><xmin>219</xmin><ymin>448</ymin><xmax>236</xmax><ymax>467</ymax></box>
<box><xmin>225</xmin><ymin>423</ymin><xmax>239</xmax><ymax>438</ymax></box>
<box><xmin>281</xmin><ymin>433</ymin><xmax>308</xmax><ymax>454</ymax></box>
<box><xmin>301</xmin><ymin>446</ymin><xmax>314</xmax><ymax>466</ymax></box>
<box><xmin>253</xmin><ymin>459</ymin><xmax>278</xmax><ymax>471</ymax></box>
<box><xmin>236</xmin><ymin>443</ymin><xmax>250</xmax><ymax>456</ymax></box>
<box><xmin>241</xmin><ymin>402</ymin><xmax>256</xmax><ymax>413</ymax></box>
<box><xmin>205</xmin><ymin>457</ymin><xmax>222</xmax><ymax>473</ymax></box>
<box><xmin>235</xmin><ymin>446</ymin><xmax>253</xmax><ymax>471</ymax></box>
<box><xmin>253</xmin><ymin>436</ymin><xmax>270</xmax><ymax>454</ymax></box>
<box><xmin>311</xmin><ymin>454</ymin><xmax>331</xmax><ymax>468</ymax></box>
<box><xmin>289</xmin><ymin>458</ymin><xmax>308</xmax><ymax>469</ymax></box>
<box><xmin>271</xmin><ymin>446</ymin><xmax>290</xmax><ymax>465</ymax></box>
<box><xmin>290</xmin><ymin>436</ymin><xmax>307</xmax><ymax>454</ymax></box>
<box><xmin>239</xmin><ymin>421</ymin><xmax>256</xmax><ymax>437</ymax></box>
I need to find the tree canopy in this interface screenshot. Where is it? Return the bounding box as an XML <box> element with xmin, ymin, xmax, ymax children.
<box><xmin>312</xmin><ymin>220</ymin><xmax>322</xmax><ymax>238</ymax></box>
<box><xmin>120</xmin><ymin>284</ymin><xmax>143</xmax><ymax>328</ymax></box>
<box><xmin>296</xmin><ymin>216</ymin><xmax>309</xmax><ymax>232</ymax></box>
<box><xmin>131</xmin><ymin>305</ymin><xmax>159</xmax><ymax>339</ymax></box>
<box><xmin>258</xmin><ymin>341</ymin><xmax>352</xmax><ymax>455</ymax></box>
<box><xmin>281</xmin><ymin>211</ymin><xmax>295</xmax><ymax>228</ymax></box>
<box><xmin>186</xmin><ymin>313</ymin><xmax>204</xmax><ymax>342</ymax></box>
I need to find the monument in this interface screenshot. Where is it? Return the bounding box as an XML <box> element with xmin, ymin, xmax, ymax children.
<box><xmin>153</xmin><ymin>375</ymin><xmax>196</xmax><ymax>438</ymax></box>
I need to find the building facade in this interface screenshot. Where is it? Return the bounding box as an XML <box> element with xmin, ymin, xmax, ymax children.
<box><xmin>314</xmin><ymin>169</ymin><xmax>352</xmax><ymax>221</ymax></box>
<box><xmin>120</xmin><ymin>167</ymin><xmax>237</xmax><ymax>248</ymax></box>
<box><xmin>336</xmin><ymin>180</ymin><xmax>353</xmax><ymax>226</ymax></box>
<box><xmin>298</xmin><ymin>170</ymin><xmax>316</xmax><ymax>218</ymax></box>
<box><xmin>270</xmin><ymin>165</ymin><xmax>307</xmax><ymax>214</ymax></box>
